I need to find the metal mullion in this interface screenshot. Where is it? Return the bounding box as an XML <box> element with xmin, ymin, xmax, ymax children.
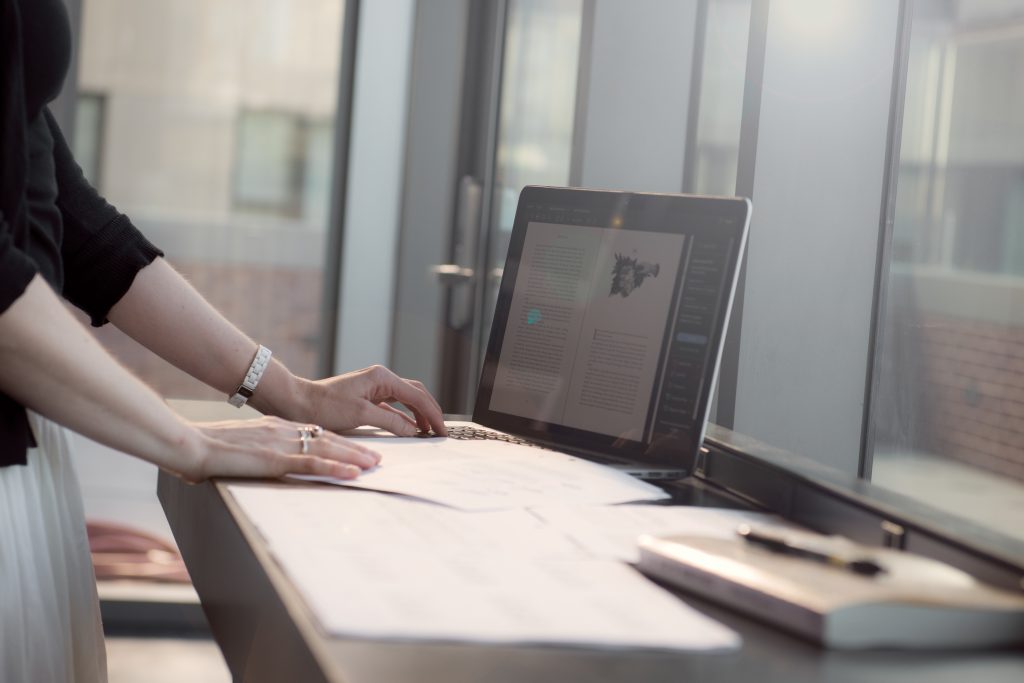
<box><xmin>681</xmin><ymin>0</ymin><xmax>710</xmax><ymax>194</ymax></box>
<box><xmin>318</xmin><ymin>0</ymin><xmax>362</xmax><ymax>378</ymax></box>
<box><xmin>568</xmin><ymin>0</ymin><xmax>595</xmax><ymax>188</ymax></box>
<box><xmin>714</xmin><ymin>0</ymin><xmax>770</xmax><ymax>429</ymax></box>
<box><xmin>464</xmin><ymin>0</ymin><xmax>510</xmax><ymax>413</ymax></box>
<box><xmin>859</xmin><ymin>0</ymin><xmax>915</xmax><ymax>479</ymax></box>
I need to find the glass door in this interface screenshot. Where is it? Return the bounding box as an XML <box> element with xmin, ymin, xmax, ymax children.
<box><xmin>391</xmin><ymin>0</ymin><xmax>587</xmax><ymax>413</ymax></box>
<box><xmin>460</xmin><ymin>0</ymin><xmax>586</xmax><ymax>410</ymax></box>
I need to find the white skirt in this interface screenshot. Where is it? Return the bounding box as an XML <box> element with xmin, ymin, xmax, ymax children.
<box><xmin>0</xmin><ymin>411</ymin><xmax>107</xmax><ymax>683</ymax></box>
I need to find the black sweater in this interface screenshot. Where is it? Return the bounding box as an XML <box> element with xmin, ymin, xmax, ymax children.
<box><xmin>0</xmin><ymin>0</ymin><xmax>163</xmax><ymax>466</ymax></box>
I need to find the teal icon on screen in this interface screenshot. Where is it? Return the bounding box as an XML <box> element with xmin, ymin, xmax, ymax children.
<box><xmin>527</xmin><ymin>308</ymin><xmax>542</xmax><ymax>325</ymax></box>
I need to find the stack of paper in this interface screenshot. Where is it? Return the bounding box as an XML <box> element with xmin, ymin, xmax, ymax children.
<box><xmin>293</xmin><ymin>435</ymin><xmax>671</xmax><ymax>510</ymax></box>
<box><xmin>229</xmin><ymin>486</ymin><xmax>743</xmax><ymax>652</ymax></box>
<box><xmin>227</xmin><ymin>435</ymin><xmax>804</xmax><ymax>652</ymax></box>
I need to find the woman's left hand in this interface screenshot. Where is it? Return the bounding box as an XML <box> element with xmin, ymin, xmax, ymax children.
<box><xmin>292</xmin><ymin>365</ymin><xmax>447</xmax><ymax>437</ymax></box>
<box><xmin>195</xmin><ymin>415</ymin><xmax>382</xmax><ymax>475</ymax></box>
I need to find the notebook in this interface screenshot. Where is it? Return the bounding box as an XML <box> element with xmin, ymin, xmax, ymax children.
<box><xmin>445</xmin><ymin>186</ymin><xmax>750</xmax><ymax>480</ymax></box>
<box><xmin>637</xmin><ymin>529</ymin><xmax>1024</xmax><ymax>649</ymax></box>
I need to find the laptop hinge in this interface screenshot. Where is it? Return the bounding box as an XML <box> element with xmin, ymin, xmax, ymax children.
<box><xmin>694</xmin><ymin>446</ymin><xmax>711</xmax><ymax>478</ymax></box>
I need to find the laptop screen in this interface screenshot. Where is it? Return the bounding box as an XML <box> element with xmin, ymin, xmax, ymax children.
<box><xmin>474</xmin><ymin>187</ymin><xmax>750</xmax><ymax>470</ymax></box>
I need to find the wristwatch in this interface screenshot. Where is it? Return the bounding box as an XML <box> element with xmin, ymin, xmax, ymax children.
<box><xmin>228</xmin><ymin>345</ymin><xmax>272</xmax><ymax>408</ymax></box>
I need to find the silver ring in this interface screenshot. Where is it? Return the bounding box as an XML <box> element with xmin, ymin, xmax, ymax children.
<box><xmin>308</xmin><ymin>424</ymin><xmax>324</xmax><ymax>439</ymax></box>
<box><xmin>300</xmin><ymin>433</ymin><xmax>311</xmax><ymax>454</ymax></box>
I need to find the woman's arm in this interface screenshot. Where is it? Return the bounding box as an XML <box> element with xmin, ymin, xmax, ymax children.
<box><xmin>0</xmin><ymin>275</ymin><xmax>375</xmax><ymax>481</ymax></box>
<box><xmin>106</xmin><ymin>257</ymin><xmax>447</xmax><ymax>436</ymax></box>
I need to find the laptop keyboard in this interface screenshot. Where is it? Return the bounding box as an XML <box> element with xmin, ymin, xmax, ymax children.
<box><xmin>445</xmin><ymin>425</ymin><xmax>548</xmax><ymax>450</ymax></box>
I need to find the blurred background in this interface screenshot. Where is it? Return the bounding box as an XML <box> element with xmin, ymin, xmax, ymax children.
<box><xmin>45</xmin><ymin>0</ymin><xmax>1024</xmax><ymax>678</ymax></box>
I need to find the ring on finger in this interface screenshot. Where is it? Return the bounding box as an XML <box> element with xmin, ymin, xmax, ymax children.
<box><xmin>299</xmin><ymin>432</ymin><xmax>311</xmax><ymax>454</ymax></box>
<box><xmin>297</xmin><ymin>425</ymin><xmax>322</xmax><ymax>440</ymax></box>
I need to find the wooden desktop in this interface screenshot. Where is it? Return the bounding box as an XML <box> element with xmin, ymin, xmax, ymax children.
<box><xmin>158</xmin><ymin>468</ymin><xmax>1024</xmax><ymax>683</ymax></box>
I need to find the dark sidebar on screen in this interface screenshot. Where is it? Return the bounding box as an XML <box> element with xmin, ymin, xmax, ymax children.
<box><xmin>650</xmin><ymin>230</ymin><xmax>736</xmax><ymax>451</ymax></box>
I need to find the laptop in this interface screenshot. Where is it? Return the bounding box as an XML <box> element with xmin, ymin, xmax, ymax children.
<box><xmin>445</xmin><ymin>186</ymin><xmax>751</xmax><ymax>480</ymax></box>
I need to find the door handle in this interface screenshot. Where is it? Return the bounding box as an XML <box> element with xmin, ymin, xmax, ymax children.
<box><xmin>430</xmin><ymin>264</ymin><xmax>475</xmax><ymax>286</ymax></box>
<box><xmin>433</xmin><ymin>175</ymin><xmax>482</xmax><ymax>328</ymax></box>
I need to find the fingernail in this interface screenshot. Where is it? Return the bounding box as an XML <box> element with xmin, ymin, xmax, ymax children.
<box><xmin>342</xmin><ymin>464</ymin><xmax>361</xmax><ymax>478</ymax></box>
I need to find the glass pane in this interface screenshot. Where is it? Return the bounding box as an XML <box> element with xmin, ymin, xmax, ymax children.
<box><xmin>74</xmin><ymin>0</ymin><xmax>346</xmax><ymax>398</ymax></box>
<box><xmin>234</xmin><ymin>110</ymin><xmax>303</xmax><ymax>214</ymax></box>
<box><xmin>872</xmin><ymin>0</ymin><xmax>1024</xmax><ymax>541</ymax></box>
<box><xmin>493</xmin><ymin>0</ymin><xmax>583</xmax><ymax>234</ymax></box>
<box><xmin>480</xmin><ymin>0</ymin><xmax>584</xmax><ymax>364</ymax></box>
<box><xmin>692</xmin><ymin>0</ymin><xmax>752</xmax><ymax>196</ymax></box>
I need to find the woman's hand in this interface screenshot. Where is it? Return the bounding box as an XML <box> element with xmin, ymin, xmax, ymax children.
<box><xmin>288</xmin><ymin>365</ymin><xmax>448</xmax><ymax>437</ymax></box>
<box><xmin>107</xmin><ymin>262</ymin><xmax>447</xmax><ymax>438</ymax></box>
<box><xmin>183</xmin><ymin>415</ymin><xmax>382</xmax><ymax>483</ymax></box>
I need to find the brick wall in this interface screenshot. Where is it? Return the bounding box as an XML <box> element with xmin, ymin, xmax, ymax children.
<box><xmin>913</xmin><ymin>313</ymin><xmax>1024</xmax><ymax>483</ymax></box>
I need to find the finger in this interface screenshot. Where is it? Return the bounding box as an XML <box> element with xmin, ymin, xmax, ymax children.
<box><xmin>313</xmin><ymin>433</ymin><xmax>381</xmax><ymax>469</ymax></box>
<box><xmin>279</xmin><ymin>454</ymin><xmax>361</xmax><ymax>480</ymax></box>
<box><xmin>378</xmin><ymin>402</ymin><xmax>430</xmax><ymax>434</ymax></box>
<box><xmin>405</xmin><ymin>379</ymin><xmax>442</xmax><ymax>415</ymax></box>
<box><xmin>361</xmin><ymin>402</ymin><xmax>419</xmax><ymax>436</ymax></box>
<box><xmin>381</xmin><ymin>379</ymin><xmax>447</xmax><ymax>435</ymax></box>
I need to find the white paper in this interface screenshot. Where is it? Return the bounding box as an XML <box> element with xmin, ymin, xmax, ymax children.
<box><xmin>228</xmin><ymin>485</ymin><xmax>740</xmax><ymax>652</ymax></box>
<box><xmin>532</xmin><ymin>504</ymin><xmax>796</xmax><ymax>563</ymax></box>
<box><xmin>293</xmin><ymin>430</ymin><xmax>670</xmax><ymax>510</ymax></box>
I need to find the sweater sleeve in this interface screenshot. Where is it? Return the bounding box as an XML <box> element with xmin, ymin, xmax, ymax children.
<box><xmin>44</xmin><ymin>108</ymin><xmax>164</xmax><ymax>326</ymax></box>
<box><xmin>0</xmin><ymin>212</ymin><xmax>39</xmax><ymax>315</ymax></box>
<box><xmin>0</xmin><ymin>0</ymin><xmax>36</xmax><ymax>316</ymax></box>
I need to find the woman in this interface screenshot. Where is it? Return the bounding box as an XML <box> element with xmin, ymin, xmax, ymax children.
<box><xmin>0</xmin><ymin>0</ymin><xmax>445</xmax><ymax>680</ymax></box>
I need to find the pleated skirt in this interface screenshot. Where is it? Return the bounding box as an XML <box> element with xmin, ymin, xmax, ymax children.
<box><xmin>0</xmin><ymin>411</ymin><xmax>106</xmax><ymax>682</ymax></box>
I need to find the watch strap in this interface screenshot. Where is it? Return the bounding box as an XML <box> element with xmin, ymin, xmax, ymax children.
<box><xmin>228</xmin><ymin>345</ymin><xmax>272</xmax><ymax>408</ymax></box>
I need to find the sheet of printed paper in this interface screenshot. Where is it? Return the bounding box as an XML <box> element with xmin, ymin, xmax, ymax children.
<box><xmin>531</xmin><ymin>504</ymin><xmax>799</xmax><ymax>563</ymax></box>
<box><xmin>229</xmin><ymin>485</ymin><xmax>740</xmax><ymax>651</ymax></box>
<box><xmin>293</xmin><ymin>429</ymin><xmax>670</xmax><ymax>510</ymax></box>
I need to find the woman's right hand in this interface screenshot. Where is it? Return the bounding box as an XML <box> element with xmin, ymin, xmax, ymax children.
<box><xmin>180</xmin><ymin>416</ymin><xmax>382</xmax><ymax>483</ymax></box>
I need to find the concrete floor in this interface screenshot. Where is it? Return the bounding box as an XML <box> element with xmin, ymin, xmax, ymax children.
<box><xmin>106</xmin><ymin>637</ymin><xmax>230</xmax><ymax>683</ymax></box>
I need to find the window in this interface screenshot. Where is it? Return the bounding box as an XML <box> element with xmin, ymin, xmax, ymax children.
<box><xmin>69</xmin><ymin>0</ymin><xmax>349</xmax><ymax>550</ymax></box>
<box><xmin>233</xmin><ymin>110</ymin><xmax>306</xmax><ymax>217</ymax></box>
<box><xmin>871</xmin><ymin>0</ymin><xmax>1024</xmax><ymax>542</ymax></box>
<box><xmin>232</xmin><ymin>111</ymin><xmax>333</xmax><ymax>221</ymax></box>
<box><xmin>76</xmin><ymin>0</ymin><xmax>347</xmax><ymax>395</ymax></box>
<box><xmin>493</xmin><ymin>0</ymin><xmax>583</xmax><ymax>233</ymax></box>
<box><xmin>690</xmin><ymin>0</ymin><xmax>751</xmax><ymax>197</ymax></box>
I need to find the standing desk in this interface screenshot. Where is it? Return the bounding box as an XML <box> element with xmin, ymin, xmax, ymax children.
<box><xmin>158</xmin><ymin>471</ymin><xmax>1024</xmax><ymax>683</ymax></box>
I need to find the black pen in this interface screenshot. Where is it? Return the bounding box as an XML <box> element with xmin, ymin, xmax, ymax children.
<box><xmin>737</xmin><ymin>525</ymin><xmax>886</xmax><ymax>577</ymax></box>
